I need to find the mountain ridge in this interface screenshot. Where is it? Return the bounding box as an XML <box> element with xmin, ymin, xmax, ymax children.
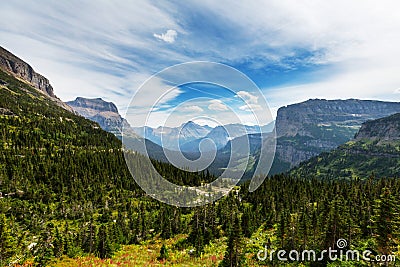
<box><xmin>0</xmin><ymin>46</ymin><xmax>73</xmax><ymax>112</ymax></box>
<box><xmin>290</xmin><ymin>112</ymin><xmax>400</xmax><ymax>179</ymax></box>
<box><xmin>355</xmin><ymin>112</ymin><xmax>400</xmax><ymax>141</ymax></box>
<box><xmin>132</xmin><ymin>121</ymin><xmax>212</xmax><ymax>151</ymax></box>
<box><xmin>272</xmin><ymin>98</ymin><xmax>400</xmax><ymax>172</ymax></box>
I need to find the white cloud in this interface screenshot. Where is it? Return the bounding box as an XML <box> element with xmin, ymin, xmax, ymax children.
<box><xmin>236</xmin><ymin>91</ymin><xmax>259</xmax><ymax>104</ymax></box>
<box><xmin>264</xmin><ymin>63</ymin><xmax>400</xmax><ymax>118</ymax></box>
<box><xmin>1</xmin><ymin>0</ymin><xmax>400</xmax><ymax>127</ymax></box>
<box><xmin>208</xmin><ymin>99</ymin><xmax>228</xmax><ymax>111</ymax></box>
<box><xmin>154</xmin><ymin>29</ymin><xmax>178</xmax><ymax>43</ymax></box>
<box><xmin>181</xmin><ymin>105</ymin><xmax>204</xmax><ymax>112</ymax></box>
<box><xmin>0</xmin><ymin>1</ymin><xmax>186</xmax><ymax>111</ymax></box>
<box><xmin>124</xmin><ymin>76</ymin><xmax>183</xmax><ymax>126</ymax></box>
<box><xmin>239</xmin><ymin>104</ymin><xmax>263</xmax><ymax>112</ymax></box>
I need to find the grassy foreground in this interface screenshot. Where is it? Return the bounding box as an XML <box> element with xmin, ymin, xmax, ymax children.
<box><xmin>53</xmin><ymin>235</ymin><xmax>226</xmax><ymax>267</ymax></box>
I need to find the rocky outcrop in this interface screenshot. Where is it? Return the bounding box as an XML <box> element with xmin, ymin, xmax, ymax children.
<box><xmin>290</xmin><ymin>113</ymin><xmax>400</xmax><ymax>179</ymax></box>
<box><xmin>0</xmin><ymin>46</ymin><xmax>74</xmax><ymax>112</ymax></box>
<box><xmin>275</xmin><ymin>141</ymin><xmax>334</xmax><ymax>167</ymax></box>
<box><xmin>66</xmin><ymin>97</ymin><xmax>136</xmax><ymax>137</ymax></box>
<box><xmin>275</xmin><ymin>99</ymin><xmax>400</xmax><ymax>137</ymax></box>
<box><xmin>66</xmin><ymin>97</ymin><xmax>118</xmax><ymax>116</ymax></box>
<box><xmin>0</xmin><ymin>46</ymin><xmax>55</xmax><ymax>97</ymax></box>
<box><xmin>272</xmin><ymin>99</ymin><xmax>400</xmax><ymax>172</ymax></box>
<box><xmin>355</xmin><ymin>113</ymin><xmax>400</xmax><ymax>141</ymax></box>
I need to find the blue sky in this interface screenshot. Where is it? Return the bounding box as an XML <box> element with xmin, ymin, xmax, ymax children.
<box><xmin>1</xmin><ymin>1</ymin><xmax>400</xmax><ymax>127</ymax></box>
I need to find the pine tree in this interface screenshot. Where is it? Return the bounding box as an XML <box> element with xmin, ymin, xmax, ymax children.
<box><xmin>96</xmin><ymin>224</ymin><xmax>113</xmax><ymax>259</ymax></box>
<box><xmin>157</xmin><ymin>244</ymin><xmax>169</xmax><ymax>261</ymax></box>
<box><xmin>372</xmin><ymin>188</ymin><xmax>400</xmax><ymax>255</ymax></box>
<box><xmin>52</xmin><ymin>227</ymin><xmax>64</xmax><ymax>258</ymax></box>
<box><xmin>0</xmin><ymin>214</ymin><xmax>16</xmax><ymax>266</ymax></box>
<box><xmin>34</xmin><ymin>227</ymin><xmax>54</xmax><ymax>267</ymax></box>
<box><xmin>220</xmin><ymin>215</ymin><xmax>245</xmax><ymax>267</ymax></box>
<box><xmin>187</xmin><ymin>208</ymin><xmax>205</xmax><ymax>256</ymax></box>
<box><xmin>82</xmin><ymin>218</ymin><xmax>96</xmax><ymax>254</ymax></box>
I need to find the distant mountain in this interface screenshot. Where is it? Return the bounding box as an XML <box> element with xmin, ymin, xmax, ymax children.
<box><xmin>206</xmin><ymin>133</ymin><xmax>268</xmax><ymax>176</ymax></box>
<box><xmin>290</xmin><ymin>112</ymin><xmax>400</xmax><ymax>179</ymax></box>
<box><xmin>180</xmin><ymin>123</ymin><xmax>268</xmax><ymax>153</ymax></box>
<box><xmin>272</xmin><ymin>99</ymin><xmax>400</xmax><ymax>174</ymax></box>
<box><xmin>0</xmin><ymin>46</ymin><xmax>73</xmax><ymax>112</ymax></box>
<box><xmin>261</xmin><ymin>120</ymin><xmax>275</xmax><ymax>133</ymax></box>
<box><xmin>66</xmin><ymin>97</ymin><xmax>170</xmax><ymax>161</ymax></box>
<box><xmin>132</xmin><ymin>121</ymin><xmax>212</xmax><ymax>151</ymax></box>
<box><xmin>66</xmin><ymin>97</ymin><xmax>135</xmax><ymax>137</ymax></box>
<box><xmin>133</xmin><ymin>121</ymin><xmax>274</xmax><ymax>153</ymax></box>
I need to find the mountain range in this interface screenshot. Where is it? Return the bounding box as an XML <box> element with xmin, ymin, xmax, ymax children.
<box><xmin>179</xmin><ymin>123</ymin><xmax>274</xmax><ymax>153</ymax></box>
<box><xmin>132</xmin><ymin>121</ymin><xmax>275</xmax><ymax>152</ymax></box>
<box><xmin>1</xmin><ymin>45</ymin><xmax>399</xmax><ymax>266</ymax></box>
<box><xmin>63</xmin><ymin>98</ymin><xmax>400</xmax><ymax>178</ymax></box>
<box><xmin>2</xmin><ymin>45</ymin><xmax>400</xmax><ymax>179</ymax></box>
<box><xmin>132</xmin><ymin>121</ymin><xmax>212</xmax><ymax>151</ymax></box>
<box><xmin>65</xmin><ymin>96</ymin><xmax>400</xmax><ymax>178</ymax></box>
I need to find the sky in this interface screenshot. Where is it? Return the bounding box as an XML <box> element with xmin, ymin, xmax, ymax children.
<box><xmin>1</xmin><ymin>1</ymin><xmax>400</xmax><ymax>127</ymax></box>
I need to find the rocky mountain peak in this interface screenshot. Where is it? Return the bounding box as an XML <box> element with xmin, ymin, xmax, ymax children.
<box><xmin>66</xmin><ymin>97</ymin><xmax>136</xmax><ymax>137</ymax></box>
<box><xmin>0</xmin><ymin>46</ymin><xmax>55</xmax><ymax>97</ymax></box>
<box><xmin>68</xmin><ymin>97</ymin><xmax>119</xmax><ymax>114</ymax></box>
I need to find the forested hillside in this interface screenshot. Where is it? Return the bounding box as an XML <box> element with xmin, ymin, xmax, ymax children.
<box><xmin>0</xmin><ymin>69</ymin><xmax>213</xmax><ymax>265</ymax></box>
<box><xmin>0</xmin><ymin>68</ymin><xmax>399</xmax><ymax>266</ymax></box>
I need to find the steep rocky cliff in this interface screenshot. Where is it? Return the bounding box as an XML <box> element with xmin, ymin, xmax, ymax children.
<box><xmin>275</xmin><ymin>99</ymin><xmax>400</xmax><ymax>137</ymax></box>
<box><xmin>355</xmin><ymin>113</ymin><xmax>400</xmax><ymax>141</ymax></box>
<box><xmin>0</xmin><ymin>46</ymin><xmax>73</xmax><ymax>111</ymax></box>
<box><xmin>0</xmin><ymin>46</ymin><xmax>55</xmax><ymax>97</ymax></box>
<box><xmin>272</xmin><ymin>99</ymin><xmax>400</xmax><ymax>172</ymax></box>
<box><xmin>290</xmin><ymin>113</ymin><xmax>400</xmax><ymax>179</ymax></box>
<box><xmin>66</xmin><ymin>97</ymin><xmax>134</xmax><ymax>137</ymax></box>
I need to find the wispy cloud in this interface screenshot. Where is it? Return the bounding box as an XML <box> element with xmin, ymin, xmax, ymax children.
<box><xmin>0</xmin><ymin>0</ymin><xmax>399</xmax><ymax>126</ymax></box>
<box><xmin>239</xmin><ymin>104</ymin><xmax>263</xmax><ymax>112</ymax></box>
<box><xmin>236</xmin><ymin>91</ymin><xmax>259</xmax><ymax>104</ymax></box>
<box><xmin>154</xmin><ymin>30</ymin><xmax>178</xmax><ymax>43</ymax></box>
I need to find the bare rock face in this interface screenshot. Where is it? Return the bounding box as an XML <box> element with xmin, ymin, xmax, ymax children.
<box><xmin>0</xmin><ymin>46</ymin><xmax>74</xmax><ymax>112</ymax></box>
<box><xmin>66</xmin><ymin>97</ymin><xmax>119</xmax><ymax>116</ymax></box>
<box><xmin>355</xmin><ymin>113</ymin><xmax>400</xmax><ymax>141</ymax></box>
<box><xmin>66</xmin><ymin>97</ymin><xmax>136</xmax><ymax>137</ymax></box>
<box><xmin>275</xmin><ymin>99</ymin><xmax>400</xmax><ymax>137</ymax></box>
<box><xmin>272</xmin><ymin>99</ymin><xmax>400</xmax><ymax>171</ymax></box>
<box><xmin>0</xmin><ymin>46</ymin><xmax>55</xmax><ymax>97</ymax></box>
